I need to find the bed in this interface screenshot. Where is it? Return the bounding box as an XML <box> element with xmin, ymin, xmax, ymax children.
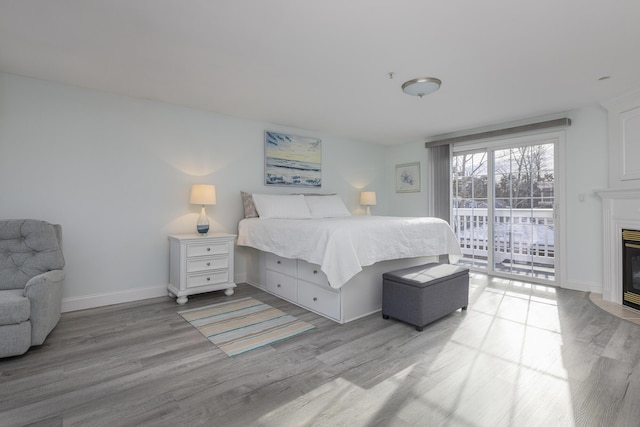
<box><xmin>238</xmin><ymin>216</ymin><xmax>462</xmax><ymax>288</ymax></box>
<box><xmin>237</xmin><ymin>205</ymin><xmax>462</xmax><ymax>323</ymax></box>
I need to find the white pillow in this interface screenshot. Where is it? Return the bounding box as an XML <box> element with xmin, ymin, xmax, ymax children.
<box><xmin>252</xmin><ymin>194</ymin><xmax>312</xmax><ymax>219</ymax></box>
<box><xmin>304</xmin><ymin>194</ymin><xmax>351</xmax><ymax>218</ymax></box>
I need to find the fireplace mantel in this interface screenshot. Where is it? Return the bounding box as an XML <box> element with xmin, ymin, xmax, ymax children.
<box><xmin>595</xmin><ymin>188</ymin><xmax>640</xmax><ymax>303</ymax></box>
<box><xmin>595</xmin><ymin>188</ymin><xmax>640</xmax><ymax>199</ymax></box>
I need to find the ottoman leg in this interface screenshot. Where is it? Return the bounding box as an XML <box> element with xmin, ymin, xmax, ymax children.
<box><xmin>461</xmin><ymin>306</ymin><xmax>468</xmax><ymax>310</ymax></box>
<box><xmin>416</xmin><ymin>326</ymin><xmax>423</xmax><ymax>332</ymax></box>
<box><xmin>382</xmin><ymin>314</ymin><xmax>389</xmax><ymax>319</ymax></box>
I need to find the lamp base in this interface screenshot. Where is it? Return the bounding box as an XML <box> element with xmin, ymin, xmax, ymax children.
<box><xmin>197</xmin><ymin>206</ymin><xmax>210</xmax><ymax>235</ymax></box>
<box><xmin>365</xmin><ymin>206</ymin><xmax>372</xmax><ymax>216</ymax></box>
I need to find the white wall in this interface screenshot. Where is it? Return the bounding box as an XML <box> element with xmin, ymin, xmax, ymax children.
<box><xmin>0</xmin><ymin>73</ymin><xmax>386</xmax><ymax>310</ymax></box>
<box><xmin>0</xmin><ymin>71</ymin><xmax>612</xmax><ymax>307</ymax></box>
<box><xmin>384</xmin><ymin>142</ymin><xmax>431</xmax><ymax>217</ymax></box>
<box><xmin>382</xmin><ymin>105</ymin><xmax>610</xmax><ymax>293</ymax></box>
<box><xmin>562</xmin><ymin>105</ymin><xmax>609</xmax><ymax>292</ymax></box>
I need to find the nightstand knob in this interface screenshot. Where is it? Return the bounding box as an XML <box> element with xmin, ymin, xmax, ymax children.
<box><xmin>313</xmin><ymin>270</ymin><xmax>318</xmax><ymax>274</ymax></box>
<box><xmin>207</xmin><ymin>247</ymin><xmax>211</xmax><ymax>252</ymax></box>
<box><xmin>206</xmin><ymin>277</ymin><xmax>211</xmax><ymax>281</ymax></box>
<box><xmin>207</xmin><ymin>262</ymin><xmax>211</xmax><ymax>266</ymax></box>
<box><xmin>313</xmin><ymin>297</ymin><xmax>318</xmax><ymax>302</ymax></box>
<box><xmin>277</xmin><ymin>260</ymin><xmax>281</xmax><ymax>264</ymax></box>
<box><xmin>277</xmin><ymin>283</ymin><xmax>281</xmax><ymax>288</ymax></box>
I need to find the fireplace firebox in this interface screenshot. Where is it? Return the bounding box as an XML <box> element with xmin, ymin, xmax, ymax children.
<box><xmin>623</xmin><ymin>229</ymin><xmax>640</xmax><ymax>310</ymax></box>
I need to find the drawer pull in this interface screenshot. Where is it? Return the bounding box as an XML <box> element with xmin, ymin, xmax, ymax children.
<box><xmin>313</xmin><ymin>297</ymin><xmax>318</xmax><ymax>302</ymax></box>
<box><xmin>277</xmin><ymin>283</ymin><xmax>281</xmax><ymax>288</ymax></box>
<box><xmin>207</xmin><ymin>247</ymin><xmax>211</xmax><ymax>252</ymax></box>
<box><xmin>313</xmin><ymin>270</ymin><xmax>318</xmax><ymax>274</ymax></box>
<box><xmin>206</xmin><ymin>262</ymin><xmax>211</xmax><ymax>266</ymax></box>
<box><xmin>206</xmin><ymin>277</ymin><xmax>211</xmax><ymax>281</ymax></box>
<box><xmin>277</xmin><ymin>260</ymin><xmax>281</xmax><ymax>264</ymax></box>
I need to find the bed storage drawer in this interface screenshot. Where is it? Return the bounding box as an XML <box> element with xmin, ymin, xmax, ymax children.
<box><xmin>265</xmin><ymin>253</ymin><xmax>297</xmax><ymax>276</ymax></box>
<box><xmin>266</xmin><ymin>270</ymin><xmax>297</xmax><ymax>301</ymax></box>
<box><xmin>298</xmin><ymin>280</ymin><xmax>340</xmax><ymax>320</ymax></box>
<box><xmin>297</xmin><ymin>261</ymin><xmax>331</xmax><ymax>288</ymax></box>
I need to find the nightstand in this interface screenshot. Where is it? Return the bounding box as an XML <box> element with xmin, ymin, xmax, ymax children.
<box><xmin>168</xmin><ymin>233</ymin><xmax>236</xmax><ymax>304</ymax></box>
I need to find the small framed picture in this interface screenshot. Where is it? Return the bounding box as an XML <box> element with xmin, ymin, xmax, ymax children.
<box><xmin>396</xmin><ymin>162</ymin><xmax>421</xmax><ymax>193</ymax></box>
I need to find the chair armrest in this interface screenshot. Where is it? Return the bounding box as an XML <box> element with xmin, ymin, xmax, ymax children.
<box><xmin>24</xmin><ymin>270</ymin><xmax>65</xmax><ymax>345</ymax></box>
<box><xmin>24</xmin><ymin>270</ymin><xmax>65</xmax><ymax>297</ymax></box>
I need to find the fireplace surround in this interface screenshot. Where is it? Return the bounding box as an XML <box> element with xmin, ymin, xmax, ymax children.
<box><xmin>596</xmin><ymin>188</ymin><xmax>640</xmax><ymax>306</ymax></box>
<box><xmin>597</xmin><ymin>91</ymin><xmax>640</xmax><ymax>307</ymax></box>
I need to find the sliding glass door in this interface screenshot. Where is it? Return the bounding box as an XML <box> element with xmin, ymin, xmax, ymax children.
<box><xmin>452</xmin><ymin>136</ymin><xmax>558</xmax><ymax>283</ymax></box>
<box><xmin>452</xmin><ymin>151</ymin><xmax>489</xmax><ymax>270</ymax></box>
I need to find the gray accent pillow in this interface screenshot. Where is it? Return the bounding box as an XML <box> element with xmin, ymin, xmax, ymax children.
<box><xmin>241</xmin><ymin>192</ymin><xmax>259</xmax><ymax>218</ymax></box>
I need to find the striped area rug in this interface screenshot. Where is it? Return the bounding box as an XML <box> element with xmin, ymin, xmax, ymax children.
<box><xmin>178</xmin><ymin>297</ymin><xmax>315</xmax><ymax>357</ymax></box>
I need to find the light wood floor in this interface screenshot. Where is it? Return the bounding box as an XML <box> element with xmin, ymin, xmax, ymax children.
<box><xmin>2</xmin><ymin>274</ymin><xmax>640</xmax><ymax>427</ymax></box>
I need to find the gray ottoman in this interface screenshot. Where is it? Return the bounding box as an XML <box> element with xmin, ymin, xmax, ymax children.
<box><xmin>382</xmin><ymin>263</ymin><xmax>469</xmax><ymax>331</ymax></box>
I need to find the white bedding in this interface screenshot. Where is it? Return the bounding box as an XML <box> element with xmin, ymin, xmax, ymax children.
<box><xmin>237</xmin><ymin>216</ymin><xmax>462</xmax><ymax>289</ymax></box>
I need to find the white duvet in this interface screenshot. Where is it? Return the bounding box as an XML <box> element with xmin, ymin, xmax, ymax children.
<box><xmin>237</xmin><ymin>216</ymin><xmax>462</xmax><ymax>289</ymax></box>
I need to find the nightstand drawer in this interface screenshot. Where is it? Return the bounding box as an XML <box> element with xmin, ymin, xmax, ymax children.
<box><xmin>265</xmin><ymin>253</ymin><xmax>297</xmax><ymax>276</ymax></box>
<box><xmin>297</xmin><ymin>261</ymin><xmax>330</xmax><ymax>288</ymax></box>
<box><xmin>186</xmin><ymin>270</ymin><xmax>229</xmax><ymax>288</ymax></box>
<box><xmin>187</xmin><ymin>242</ymin><xmax>229</xmax><ymax>258</ymax></box>
<box><xmin>266</xmin><ymin>270</ymin><xmax>297</xmax><ymax>301</ymax></box>
<box><xmin>298</xmin><ymin>280</ymin><xmax>340</xmax><ymax>320</ymax></box>
<box><xmin>186</xmin><ymin>256</ymin><xmax>228</xmax><ymax>273</ymax></box>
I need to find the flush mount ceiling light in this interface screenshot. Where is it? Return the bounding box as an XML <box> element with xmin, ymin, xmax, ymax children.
<box><xmin>402</xmin><ymin>77</ymin><xmax>442</xmax><ymax>98</ymax></box>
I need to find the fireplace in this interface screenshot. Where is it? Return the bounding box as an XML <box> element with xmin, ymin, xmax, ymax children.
<box><xmin>623</xmin><ymin>229</ymin><xmax>640</xmax><ymax>310</ymax></box>
<box><xmin>595</xmin><ymin>188</ymin><xmax>640</xmax><ymax>305</ymax></box>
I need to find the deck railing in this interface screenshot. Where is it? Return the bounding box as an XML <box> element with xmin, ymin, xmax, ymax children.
<box><xmin>452</xmin><ymin>208</ymin><xmax>555</xmax><ymax>269</ymax></box>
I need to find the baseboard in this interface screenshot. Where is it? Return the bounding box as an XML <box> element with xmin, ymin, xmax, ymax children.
<box><xmin>562</xmin><ymin>279</ymin><xmax>602</xmax><ymax>294</ymax></box>
<box><xmin>61</xmin><ymin>285</ymin><xmax>168</xmax><ymax>313</ymax></box>
<box><xmin>245</xmin><ymin>279</ymin><xmax>262</xmax><ymax>289</ymax></box>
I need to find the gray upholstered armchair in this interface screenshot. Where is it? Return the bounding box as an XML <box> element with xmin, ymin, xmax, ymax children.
<box><xmin>0</xmin><ymin>220</ymin><xmax>65</xmax><ymax>357</ymax></box>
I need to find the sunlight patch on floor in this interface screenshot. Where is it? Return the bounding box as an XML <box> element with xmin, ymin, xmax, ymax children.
<box><xmin>257</xmin><ymin>365</ymin><xmax>413</xmax><ymax>426</ymax></box>
<box><xmin>389</xmin><ymin>275</ymin><xmax>576</xmax><ymax>425</ymax></box>
<box><xmin>258</xmin><ymin>275</ymin><xmax>576</xmax><ymax>426</ymax></box>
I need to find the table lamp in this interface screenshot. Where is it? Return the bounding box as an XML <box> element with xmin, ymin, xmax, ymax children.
<box><xmin>190</xmin><ymin>184</ymin><xmax>216</xmax><ymax>234</ymax></box>
<box><xmin>360</xmin><ymin>191</ymin><xmax>376</xmax><ymax>216</ymax></box>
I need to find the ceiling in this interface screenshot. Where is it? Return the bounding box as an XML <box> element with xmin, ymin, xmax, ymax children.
<box><xmin>1</xmin><ymin>0</ymin><xmax>639</xmax><ymax>145</ymax></box>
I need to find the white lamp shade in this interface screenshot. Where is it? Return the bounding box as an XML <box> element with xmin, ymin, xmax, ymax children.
<box><xmin>360</xmin><ymin>191</ymin><xmax>377</xmax><ymax>206</ymax></box>
<box><xmin>190</xmin><ymin>184</ymin><xmax>217</xmax><ymax>205</ymax></box>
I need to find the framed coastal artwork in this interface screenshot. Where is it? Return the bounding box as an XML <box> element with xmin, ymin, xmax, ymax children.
<box><xmin>264</xmin><ymin>131</ymin><xmax>322</xmax><ymax>187</ymax></box>
<box><xmin>395</xmin><ymin>162</ymin><xmax>421</xmax><ymax>192</ymax></box>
